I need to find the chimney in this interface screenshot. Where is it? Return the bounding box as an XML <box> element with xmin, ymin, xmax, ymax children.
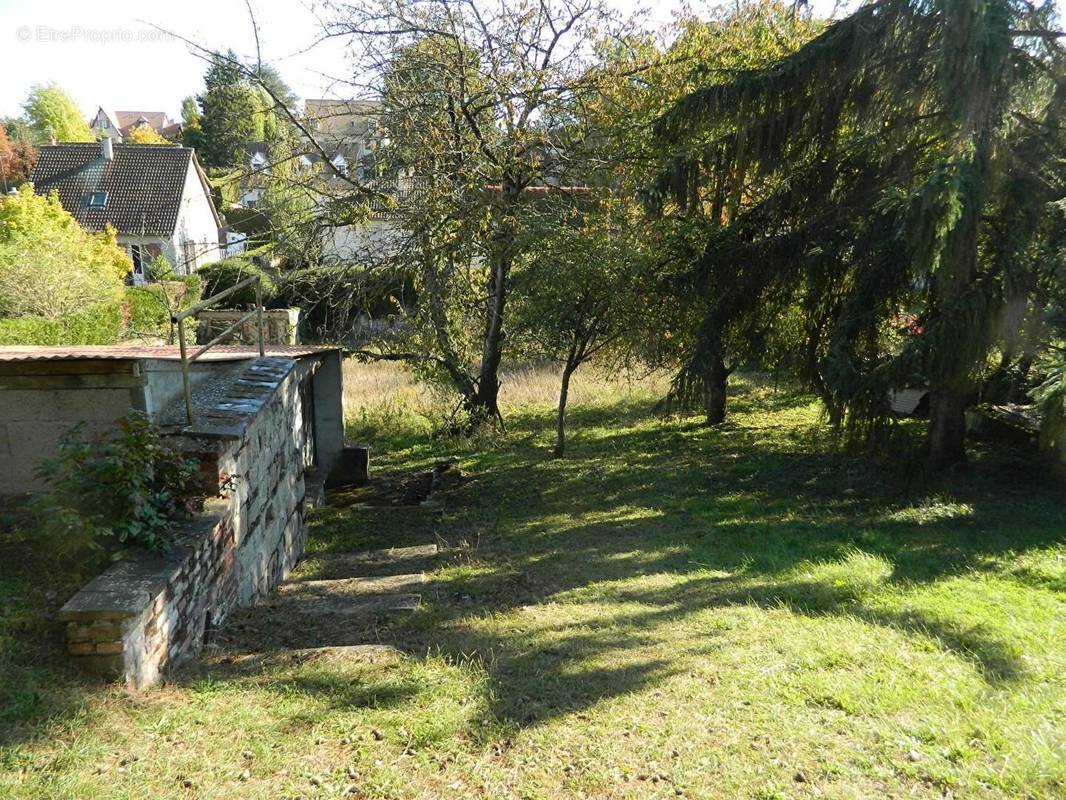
<box><xmin>101</xmin><ymin>136</ymin><xmax>114</xmax><ymax>161</ymax></box>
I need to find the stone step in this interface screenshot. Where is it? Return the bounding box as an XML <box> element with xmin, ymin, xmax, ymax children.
<box><xmin>264</xmin><ymin>592</ymin><xmax>423</xmax><ymax>616</ymax></box>
<box><xmin>204</xmin><ymin>644</ymin><xmax>402</xmax><ymax>670</ymax></box>
<box><xmin>279</xmin><ymin>573</ymin><xmax>427</xmax><ymax>599</ymax></box>
<box><xmin>277</xmin><ymin>643</ymin><xmax>403</xmax><ymax>663</ymax></box>
<box><xmin>293</xmin><ymin>545</ymin><xmax>440</xmax><ymax>580</ymax></box>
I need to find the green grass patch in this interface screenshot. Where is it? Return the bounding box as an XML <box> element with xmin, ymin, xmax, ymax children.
<box><xmin>2</xmin><ymin>366</ymin><xmax>1064</xmax><ymax>799</ymax></box>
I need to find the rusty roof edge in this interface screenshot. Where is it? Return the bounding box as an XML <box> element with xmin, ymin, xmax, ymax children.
<box><xmin>0</xmin><ymin>345</ymin><xmax>340</xmax><ymax>363</ymax></box>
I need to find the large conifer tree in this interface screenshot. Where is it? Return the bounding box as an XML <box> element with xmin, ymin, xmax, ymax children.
<box><xmin>655</xmin><ymin>0</ymin><xmax>1064</xmax><ymax>468</ymax></box>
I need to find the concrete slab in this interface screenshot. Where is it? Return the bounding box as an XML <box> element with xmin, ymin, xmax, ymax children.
<box><xmin>279</xmin><ymin>573</ymin><xmax>427</xmax><ymax>598</ymax></box>
<box><xmin>292</xmin><ymin>545</ymin><xmax>439</xmax><ymax>580</ymax></box>
<box><xmin>265</xmin><ymin>592</ymin><xmax>422</xmax><ymax>615</ymax></box>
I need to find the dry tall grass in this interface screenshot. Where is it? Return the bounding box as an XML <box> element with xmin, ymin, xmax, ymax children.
<box><xmin>342</xmin><ymin>359</ymin><xmax>669</xmax><ymax>442</ymax></box>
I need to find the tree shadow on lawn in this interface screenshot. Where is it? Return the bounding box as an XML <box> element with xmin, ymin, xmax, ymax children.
<box><xmin>197</xmin><ymin>391</ymin><xmax>1064</xmax><ymax>739</ymax></box>
<box><xmin>0</xmin><ymin>522</ymin><xmax>110</xmax><ymax>750</ymax></box>
<box><xmin>384</xmin><ymin>402</ymin><xmax>1065</xmax><ymax>727</ymax></box>
<box><xmin>193</xmin><ymin>651</ymin><xmax>423</xmax><ymax>714</ymax></box>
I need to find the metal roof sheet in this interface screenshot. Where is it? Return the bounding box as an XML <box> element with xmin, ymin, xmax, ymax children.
<box><xmin>0</xmin><ymin>345</ymin><xmax>339</xmax><ymax>363</ymax></box>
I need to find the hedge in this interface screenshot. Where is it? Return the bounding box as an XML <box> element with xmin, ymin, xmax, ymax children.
<box><xmin>274</xmin><ymin>264</ymin><xmax>413</xmax><ymax>343</ymax></box>
<box><xmin>197</xmin><ymin>259</ymin><xmax>275</xmax><ymax>308</ymax></box>
<box><xmin>0</xmin><ymin>304</ymin><xmax>124</xmax><ymax>345</ymax></box>
<box><xmin>125</xmin><ymin>277</ymin><xmax>202</xmax><ymax>339</ymax></box>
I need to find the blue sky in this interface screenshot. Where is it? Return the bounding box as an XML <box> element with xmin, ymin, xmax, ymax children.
<box><xmin>0</xmin><ymin>0</ymin><xmax>1055</xmax><ymax>121</ymax></box>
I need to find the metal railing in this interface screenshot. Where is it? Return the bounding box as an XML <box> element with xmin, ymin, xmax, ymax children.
<box><xmin>172</xmin><ymin>275</ymin><xmax>265</xmax><ymax>426</ymax></box>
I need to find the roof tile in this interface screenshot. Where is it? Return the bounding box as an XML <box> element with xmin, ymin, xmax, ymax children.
<box><xmin>29</xmin><ymin>143</ymin><xmax>194</xmax><ymax>236</ymax></box>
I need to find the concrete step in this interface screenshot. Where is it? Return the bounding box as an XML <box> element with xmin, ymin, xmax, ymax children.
<box><xmin>263</xmin><ymin>590</ymin><xmax>422</xmax><ymax>616</ymax></box>
<box><xmin>293</xmin><ymin>545</ymin><xmax>440</xmax><ymax>580</ymax></box>
<box><xmin>276</xmin><ymin>643</ymin><xmax>403</xmax><ymax>662</ymax></box>
<box><xmin>204</xmin><ymin>644</ymin><xmax>402</xmax><ymax>670</ymax></box>
<box><xmin>280</xmin><ymin>573</ymin><xmax>427</xmax><ymax>598</ymax></box>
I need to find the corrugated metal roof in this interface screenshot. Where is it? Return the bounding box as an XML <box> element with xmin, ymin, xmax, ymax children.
<box><xmin>0</xmin><ymin>345</ymin><xmax>339</xmax><ymax>363</ymax></box>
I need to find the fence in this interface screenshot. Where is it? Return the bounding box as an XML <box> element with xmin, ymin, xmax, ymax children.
<box><xmin>171</xmin><ymin>275</ymin><xmax>264</xmax><ymax>426</ymax></box>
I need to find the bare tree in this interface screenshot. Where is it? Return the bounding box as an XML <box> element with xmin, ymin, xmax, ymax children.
<box><xmin>318</xmin><ymin>0</ymin><xmax>640</xmax><ymax>426</ymax></box>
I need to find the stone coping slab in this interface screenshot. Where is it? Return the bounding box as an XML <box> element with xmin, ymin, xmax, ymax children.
<box><xmin>58</xmin><ymin>498</ymin><xmax>229</xmax><ymax>623</ymax></box>
<box><xmin>156</xmin><ymin>356</ymin><xmax>298</xmax><ymax>436</ymax></box>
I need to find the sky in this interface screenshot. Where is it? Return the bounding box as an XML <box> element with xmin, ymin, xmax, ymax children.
<box><xmin>0</xmin><ymin>0</ymin><xmax>1056</xmax><ymax>122</ymax></box>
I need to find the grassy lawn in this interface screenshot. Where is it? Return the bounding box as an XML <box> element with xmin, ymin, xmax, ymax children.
<box><xmin>2</xmin><ymin>363</ymin><xmax>1064</xmax><ymax>798</ymax></box>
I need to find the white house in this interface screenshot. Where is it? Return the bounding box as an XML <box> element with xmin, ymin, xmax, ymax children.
<box><xmin>29</xmin><ymin>139</ymin><xmax>223</xmax><ymax>281</ymax></box>
<box><xmin>89</xmin><ymin>108</ymin><xmax>182</xmax><ymax>143</ymax></box>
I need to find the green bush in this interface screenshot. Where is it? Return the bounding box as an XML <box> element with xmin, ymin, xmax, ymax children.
<box><xmin>32</xmin><ymin>413</ymin><xmax>203</xmax><ymax>556</ymax></box>
<box><xmin>197</xmin><ymin>258</ymin><xmax>275</xmax><ymax>308</ymax></box>
<box><xmin>126</xmin><ymin>286</ymin><xmax>172</xmax><ymax>336</ymax></box>
<box><xmin>125</xmin><ymin>278</ymin><xmax>202</xmax><ymax>339</ymax></box>
<box><xmin>0</xmin><ymin>303</ymin><xmax>123</xmax><ymax>345</ymax></box>
<box><xmin>222</xmin><ymin>205</ymin><xmax>271</xmax><ymax>238</ymax></box>
<box><xmin>275</xmin><ymin>264</ymin><xmax>413</xmax><ymax>342</ymax></box>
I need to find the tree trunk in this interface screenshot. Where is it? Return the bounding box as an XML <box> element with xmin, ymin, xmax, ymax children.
<box><xmin>471</xmin><ymin>180</ymin><xmax>517</xmax><ymax>425</ymax></box>
<box><xmin>704</xmin><ymin>354</ymin><xmax>729</xmax><ymax>425</ymax></box>
<box><xmin>554</xmin><ymin>363</ymin><xmax>576</xmax><ymax>457</ymax></box>
<box><xmin>927</xmin><ymin>388</ymin><xmax>968</xmax><ymax>470</ymax></box>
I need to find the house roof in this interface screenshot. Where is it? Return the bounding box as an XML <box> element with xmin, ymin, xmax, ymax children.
<box><xmin>29</xmin><ymin>143</ymin><xmax>206</xmax><ymax>237</ymax></box>
<box><xmin>158</xmin><ymin>122</ymin><xmax>183</xmax><ymax>140</ymax></box>
<box><xmin>114</xmin><ymin>111</ymin><xmax>170</xmax><ymax>130</ymax></box>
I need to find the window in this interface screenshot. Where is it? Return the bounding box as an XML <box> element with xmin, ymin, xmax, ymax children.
<box><xmin>85</xmin><ymin>191</ymin><xmax>108</xmax><ymax>209</ymax></box>
<box><xmin>129</xmin><ymin>245</ymin><xmax>145</xmax><ymax>282</ymax></box>
<box><xmin>182</xmin><ymin>241</ymin><xmax>197</xmax><ymax>273</ymax></box>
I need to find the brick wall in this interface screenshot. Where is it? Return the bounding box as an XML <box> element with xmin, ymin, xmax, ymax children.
<box><xmin>59</xmin><ymin>355</ymin><xmax>333</xmax><ymax>688</ymax></box>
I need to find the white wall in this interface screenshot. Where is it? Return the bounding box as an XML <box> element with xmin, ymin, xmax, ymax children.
<box><xmin>321</xmin><ymin>219</ymin><xmax>403</xmax><ymax>263</ymax></box>
<box><xmin>172</xmin><ymin>161</ymin><xmax>222</xmax><ymax>274</ymax></box>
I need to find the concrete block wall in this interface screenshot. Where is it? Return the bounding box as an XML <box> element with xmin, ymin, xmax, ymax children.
<box><xmin>0</xmin><ymin>358</ymin><xmax>219</xmax><ymax>494</ymax></box>
<box><xmin>59</xmin><ymin>355</ymin><xmax>332</xmax><ymax>688</ymax></box>
<box><xmin>0</xmin><ymin>360</ymin><xmax>143</xmax><ymax>494</ymax></box>
<box><xmin>197</xmin><ymin>309</ymin><xmax>301</xmax><ymax>346</ymax></box>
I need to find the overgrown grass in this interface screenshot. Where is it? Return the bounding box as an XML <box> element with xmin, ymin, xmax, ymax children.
<box><xmin>2</xmin><ymin>363</ymin><xmax>1064</xmax><ymax>799</ymax></box>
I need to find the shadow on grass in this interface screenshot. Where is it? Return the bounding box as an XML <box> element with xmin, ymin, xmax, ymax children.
<box><xmin>205</xmin><ymin>385</ymin><xmax>1065</xmax><ymax>734</ymax></box>
<box><xmin>0</xmin><ymin>527</ymin><xmax>106</xmax><ymax>749</ymax></box>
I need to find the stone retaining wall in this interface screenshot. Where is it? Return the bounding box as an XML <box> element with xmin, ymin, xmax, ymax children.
<box><xmin>59</xmin><ymin>353</ymin><xmax>339</xmax><ymax>688</ymax></box>
<box><xmin>197</xmin><ymin>309</ymin><xmax>300</xmax><ymax>346</ymax></box>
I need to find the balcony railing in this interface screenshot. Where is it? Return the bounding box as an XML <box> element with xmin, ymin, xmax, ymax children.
<box><xmin>171</xmin><ymin>275</ymin><xmax>265</xmax><ymax>426</ymax></box>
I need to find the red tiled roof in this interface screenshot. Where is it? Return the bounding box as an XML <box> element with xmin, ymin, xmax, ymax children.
<box><xmin>114</xmin><ymin>111</ymin><xmax>169</xmax><ymax>130</ymax></box>
<box><xmin>0</xmin><ymin>345</ymin><xmax>339</xmax><ymax>363</ymax></box>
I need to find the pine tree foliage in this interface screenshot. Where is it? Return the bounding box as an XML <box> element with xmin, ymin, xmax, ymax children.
<box><xmin>654</xmin><ymin>0</ymin><xmax>1065</xmax><ymax>467</ymax></box>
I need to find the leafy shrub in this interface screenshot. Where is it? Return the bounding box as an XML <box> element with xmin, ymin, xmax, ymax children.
<box><xmin>197</xmin><ymin>258</ymin><xmax>275</xmax><ymax>308</ymax></box>
<box><xmin>0</xmin><ymin>186</ymin><xmax>128</xmax><ymax>320</ymax></box>
<box><xmin>275</xmin><ymin>263</ymin><xmax>412</xmax><ymax>343</ymax></box>
<box><xmin>125</xmin><ymin>276</ymin><xmax>202</xmax><ymax>339</ymax></box>
<box><xmin>222</xmin><ymin>205</ymin><xmax>271</xmax><ymax>238</ymax></box>
<box><xmin>1036</xmin><ymin>362</ymin><xmax>1066</xmax><ymax>457</ymax></box>
<box><xmin>32</xmin><ymin>413</ymin><xmax>203</xmax><ymax>557</ymax></box>
<box><xmin>0</xmin><ymin>303</ymin><xmax>123</xmax><ymax>345</ymax></box>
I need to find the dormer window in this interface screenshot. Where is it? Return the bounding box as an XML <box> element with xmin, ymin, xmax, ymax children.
<box><xmin>85</xmin><ymin>191</ymin><xmax>108</xmax><ymax>209</ymax></box>
<box><xmin>331</xmin><ymin>154</ymin><xmax>348</xmax><ymax>173</ymax></box>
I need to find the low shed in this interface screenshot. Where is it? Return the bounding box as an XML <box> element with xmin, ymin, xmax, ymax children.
<box><xmin>0</xmin><ymin>345</ymin><xmax>343</xmax><ymax>494</ymax></box>
<box><xmin>0</xmin><ymin>344</ymin><xmax>348</xmax><ymax>686</ymax></box>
